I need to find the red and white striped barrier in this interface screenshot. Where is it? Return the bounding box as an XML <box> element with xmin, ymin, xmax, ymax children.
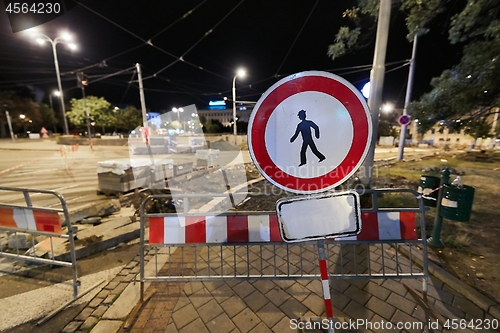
<box><xmin>149</xmin><ymin>212</ymin><xmax>416</xmax><ymax>245</ymax></box>
<box><xmin>337</xmin><ymin>212</ymin><xmax>417</xmax><ymax>241</ymax></box>
<box><xmin>149</xmin><ymin>214</ymin><xmax>282</xmax><ymax>244</ymax></box>
<box><xmin>0</xmin><ymin>207</ymin><xmax>62</xmax><ymax>234</ymax></box>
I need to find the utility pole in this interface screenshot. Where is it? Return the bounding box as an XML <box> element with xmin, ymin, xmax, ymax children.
<box><xmin>136</xmin><ymin>63</ymin><xmax>148</xmax><ymax>127</ymax></box>
<box><xmin>5</xmin><ymin>111</ymin><xmax>15</xmax><ymax>142</ymax></box>
<box><xmin>397</xmin><ymin>35</ymin><xmax>418</xmax><ymax>161</ymax></box>
<box><xmin>360</xmin><ymin>0</ymin><xmax>392</xmax><ymax>185</ymax></box>
<box><xmin>77</xmin><ymin>72</ymin><xmax>91</xmax><ymax>140</ymax></box>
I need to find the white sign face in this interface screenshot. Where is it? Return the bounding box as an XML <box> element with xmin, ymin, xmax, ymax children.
<box><xmin>265</xmin><ymin>91</ymin><xmax>353</xmax><ymax>179</ymax></box>
<box><xmin>276</xmin><ymin>191</ymin><xmax>361</xmax><ymax>243</ymax></box>
<box><xmin>248</xmin><ymin>71</ymin><xmax>372</xmax><ymax>194</ymax></box>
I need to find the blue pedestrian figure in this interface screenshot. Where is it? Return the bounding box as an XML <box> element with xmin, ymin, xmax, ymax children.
<box><xmin>290</xmin><ymin>110</ymin><xmax>326</xmax><ymax>166</ymax></box>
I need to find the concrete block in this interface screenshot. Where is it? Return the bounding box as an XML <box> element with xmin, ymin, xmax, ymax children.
<box><xmin>8</xmin><ymin>233</ymin><xmax>35</xmax><ymax>250</ymax></box>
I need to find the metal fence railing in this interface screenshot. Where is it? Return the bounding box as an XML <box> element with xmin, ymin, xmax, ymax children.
<box><xmin>138</xmin><ymin>189</ymin><xmax>429</xmax><ymax>304</ymax></box>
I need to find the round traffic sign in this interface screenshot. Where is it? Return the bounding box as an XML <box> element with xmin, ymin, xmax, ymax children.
<box><xmin>248</xmin><ymin>71</ymin><xmax>372</xmax><ymax>194</ymax></box>
<box><xmin>398</xmin><ymin>114</ymin><xmax>411</xmax><ymax>126</ymax></box>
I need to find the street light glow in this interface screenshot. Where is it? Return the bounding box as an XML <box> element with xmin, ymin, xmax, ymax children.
<box><xmin>60</xmin><ymin>32</ymin><xmax>72</xmax><ymax>41</ymax></box>
<box><xmin>236</xmin><ymin>68</ymin><xmax>246</xmax><ymax>78</ymax></box>
<box><xmin>381</xmin><ymin>102</ymin><xmax>394</xmax><ymax>114</ymax></box>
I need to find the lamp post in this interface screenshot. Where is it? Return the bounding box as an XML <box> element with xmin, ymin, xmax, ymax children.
<box><xmin>33</xmin><ymin>31</ymin><xmax>77</xmax><ymax>135</ymax></box>
<box><xmin>232</xmin><ymin>68</ymin><xmax>246</xmax><ymax>145</ymax></box>
<box><xmin>173</xmin><ymin>107</ymin><xmax>184</xmax><ymax>132</ymax></box>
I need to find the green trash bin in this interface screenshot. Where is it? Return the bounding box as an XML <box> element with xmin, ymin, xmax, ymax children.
<box><xmin>418</xmin><ymin>175</ymin><xmax>440</xmax><ymax>207</ymax></box>
<box><xmin>440</xmin><ymin>184</ymin><xmax>475</xmax><ymax>222</ymax></box>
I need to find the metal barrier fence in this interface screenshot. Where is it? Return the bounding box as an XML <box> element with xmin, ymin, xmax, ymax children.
<box><xmin>0</xmin><ymin>187</ymin><xmax>79</xmax><ymax>298</ymax></box>
<box><xmin>139</xmin><ymin>188</ymin><xmax>430</xmax><ymax>306</ymax></box>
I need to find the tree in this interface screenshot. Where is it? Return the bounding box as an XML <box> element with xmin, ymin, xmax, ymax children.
<box><xmin>67</xmin><ymin>96</ymin><xmax>115</xmax><ymax>134</ymax></box>
<box><xmin>39</xmin><ymin>103</ymin><xmax>58</xmax><ymax>133</ymax></box>
<box><xmin>329</xmin><ymin>0</ymin><xmax>500</xmax><ymax>134</ymax></box>
<box><xmin>203</xmin><ymin>119</ymin><xmax>224</xmax><ymax>133</ymax></box>
<box><xmin>0</xmin><ymin>90</ymin><xmax>41</xmax><ymax>137</ymax></box>
<box><xmin>114</xmin><ymin>106</ymin><xmax>142</xmax><ymax>132</ymax></box>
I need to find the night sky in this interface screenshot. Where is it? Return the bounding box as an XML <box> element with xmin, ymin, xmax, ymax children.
<box><xmin>0</xmin><ymin>0</ymin><xmax>463</xmax><ymax>112</ymax></box>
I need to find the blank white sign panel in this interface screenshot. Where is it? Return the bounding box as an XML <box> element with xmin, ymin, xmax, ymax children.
<box><xmin>276</xmin><ymin>191</ymin><xmax>361</xmax><ymax>243</ymax></box>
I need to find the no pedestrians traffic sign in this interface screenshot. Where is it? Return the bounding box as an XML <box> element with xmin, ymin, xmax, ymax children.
<box><xmin>248</xmin><ymin>71</ymin><xmax>372</xmax><ymax>194</ymax></box>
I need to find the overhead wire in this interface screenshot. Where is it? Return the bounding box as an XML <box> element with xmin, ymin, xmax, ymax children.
<box><xmin>142</xmin><ymin>0</ymin><xmax>245</xmax><ymax>81</ymax></box>
<box><xmin>275</xmin><ymin>0</ymin><xmax>319</xmax><ymax>75</ymax></box>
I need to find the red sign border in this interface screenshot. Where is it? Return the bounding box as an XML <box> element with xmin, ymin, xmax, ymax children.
<box><xmin>248</xmin><ymin>71</ymin><xmax>372</xmax><ymax>194</ymax></box>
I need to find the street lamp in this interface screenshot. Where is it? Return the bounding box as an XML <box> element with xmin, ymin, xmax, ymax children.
<box><xmin>232</xmin><ymin>68</ymin><xmax>246</xmax><ymax>145</ymax></box>
<box><xmin>173</xmin><ymin>107</ymin><xmax>184</xmax><ymax>132</ymax></box>
<box><xmin>32</xmin><ymin>31</ymin><xmax>77</xmax><ymax>135</ymax></box>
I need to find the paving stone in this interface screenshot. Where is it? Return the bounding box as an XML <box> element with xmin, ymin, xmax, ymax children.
<box><xmin>251</xmin><ymin>280</ymin><xmax>276</xmax><ymax>294</ymax></box>
<box><xmin>271</xmin><ymin>316</ymin><xmax>295</xmax><ymax>332</ymax></box>
<box><xmin>205</xmin><ymin>312</ymin><xmax>236</xmax><ymax>333</ymax></box>
<box><xmin>302</xmin><ymin>294</ymin><xmax>326</xmax><ymax>317</ymax></box>
<box><xmin>343</xmin><ymin>300</ymin><xmax>375</xmax><ymax>321</ymax></box>
<box><xmin>185</xmin><ymin>281</ymin><xmax>205</xmax><ymax>295</ymax></box>
<box><xmin>248</xmin><ymin>321</ymin><xmax>273</xmax><ymax>333</ymax></box>
<box><xmin>363</xmin><ymin>281</ymin><xmax>391</xmax><ymax>301</ymax></box>
<box><xmin>172</xmin><ymin>303</ymin><xmax>198</xmax><ymax>329</ymax></box>
<box><xmin>88</xmin><ymin>297</ymin><xmax>103</xmax><ymax>309</ymax></box>
<box><xmin>286</xmin><ymin>282</ymin><xmax>312</xmax><ymax>302</ymax></box>
<box><xmin>433</xmin><ymin>299</ymin><xmax>465</xmax><ymax>319</ymax></box>
<box><xmin>243</xmin><ymin>290</ymin><xmax>269</xmax><ymax>312</ymax></box>
<box><xmin>344</xmin><ymin>285</ymin><xmax>371</xmax><ymax>306</ymax></box>
<box><xmin>452</xmin><ymin>295</ymin><xmax>484</xmax><ymax>319</ymax></box>
<box><xmin>221</xmin><ymin>295</ymin><xmax>247</xmax><ymax>318</ymax></box>
<box><xmin>264</xmin><ymin>286</ymin><xmax>290</xmax><ymax>307</ymax></box>
<box><xmin>81</xmin><ymin>316</ymin><xmax>98</xmax><ymax>330</ymax></box>
<box><xmin>62</xmin><ymin>321</ymin><xmax>82</xmax><ymax>333</ymax></box>
<box><xmin>173</xmin><ymin>293</ymin><xmax>191</xmax><ymax>311</ymax></box>
<box><xmin>179</xmin><ymin>318</ymin><xmax>209</xmax><ymax>333</ymax></box>
<box><xmin>210</xmin><ymin>283</ymin><xmax>234</xmax><ymax>303</ymax></box>
<box><xmin>112</xmin><ymin>282</ymin><xmax>127</xmax><ymax>295</ymax></box>
<box><xmin>365</xmin><ymin>295</ymin><xmax>396</xmax><ymax>320</ymax></box>
<box><xmin>381</xmin><ymin>279</ymin><xmax>407</xmax><ymax>297</ymax></box>
<box><xmin>104</xmin><ymin>281</ymin><xmax>120</xmax><ymax>290</ymax></box>
<box><xmin>89</xmin><ymin>320</ymin><xmax>123</xmax><ymax>333</ymax></box>
<box><xmin>256</xmin><ymin>302</ymin><xmax>284</xmax><ymax>328</ymax></box>
<box><xmin>95</xmin><ymin>289</ymin><xmax>111</xmax><ymax>299</ymax></box>
<box><xmin>164</xmin><ymin>319</ymin><xmax>179</xmax><ymax>333</ymax></box>
<box><xmin>203</xmin><ymin>280</ymin><xmax>226</xmax><ymax>292</ymax></box>
<box><xmin>75</xmin><ymin>307</ymin><xmax>95</xmax><ymax>321</ymax></box>
<box><xmin>330</xmin><ymin>290</ymin><xmax>351</xmax><ymax>310</ymax></box>
<box><xmin>386</xmin><ymin>292</ymin><xmax>417</xmax><ymax>316</ymax></box>
<box><xmin>274</xmin><ymin>280</ymin><xmax>295</xmax><ymax>290</ymax></box>
<box><xmin>232</xmin><ymin>280</ymin><xmax>256</xmax><ymax>299</ymax></box>
<box><xmin>279</xmin><ymin>297</ymin><xmax>308</xmax><ymax>320</ymax></box>
<box><xmin>198</xmin><ymin>299</ymin><xmax>224</xmax><ymax>323</ymax></box>
<box><xmin>92</xmin><ymin>304</ymin><xmax>109</xmax><ymax>317</ymax></box>
<box><xmin>188</xmin><ymin>287</ymin><xmax>212</xmax><ymax>308</ymax></box>
<box><xmin>233</xmin><ymin>308</ymin><xmax>260</xmax><ymax>332</ymax></box>
<box><xmin>390</xmin><ymin>310</ymin><xmax>425</xmax><ymax>333</ymax></box>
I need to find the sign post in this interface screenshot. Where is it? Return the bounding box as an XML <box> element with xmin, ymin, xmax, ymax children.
<box><xmin>248</xmin><ymin>71</ymin><xmax>372</xmax><ymax>330</ymax></box>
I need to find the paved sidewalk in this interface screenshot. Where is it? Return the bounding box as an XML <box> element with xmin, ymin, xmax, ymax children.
<box><xmin>60</xmin><ymin>244</ymin><xmax>499</xmax><ymax>333</ymax></box>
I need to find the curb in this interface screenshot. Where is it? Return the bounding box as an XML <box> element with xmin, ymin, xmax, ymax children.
<box><xmin>398</xmin><ymin>245</ymin><xmax>500</xmax><ymax>320</ymax></box>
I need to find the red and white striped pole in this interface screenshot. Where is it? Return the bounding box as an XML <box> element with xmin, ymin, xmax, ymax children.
<box><xmin>317</xmin><ymin>239</ymin><xmax>335</xmax><ymax>333</ymax></box>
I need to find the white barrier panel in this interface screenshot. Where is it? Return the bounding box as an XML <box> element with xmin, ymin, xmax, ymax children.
<box><xmin>276</xmin><ymin>191</ymin><xmax>361</xmax><ymax>242</ymax></box>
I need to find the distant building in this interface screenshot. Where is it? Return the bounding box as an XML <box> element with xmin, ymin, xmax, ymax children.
<box><xmin>197</xmin><ymin>100</ymin><xmax>253</xmax><ymax>127</ymax></box>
